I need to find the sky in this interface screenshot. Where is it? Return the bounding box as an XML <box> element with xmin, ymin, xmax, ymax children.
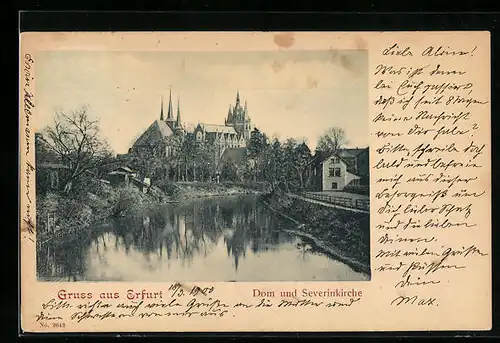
<box><xmin>36</xmin><ymin>49</ymin><xmax>368</xmax><ymax>154</ymax></box>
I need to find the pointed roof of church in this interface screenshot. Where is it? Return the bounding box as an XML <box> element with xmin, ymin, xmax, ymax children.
<box><xmin>175</xmin><ymin>96</ymin><xmax>183</xmax><ymax>130</ymax></box>
<box><xmin>160</xmin><ymin>96</ymin><xmax>164</xmax><ymax>120</ymax></box>
<box><xmin>166</xmin><ymin>88</ymin><xmax>174</xmax><ymax>121</ymax></box>
<box><xmin>243</xmin><ymin>100</ymin><xmax>248</xmax><ymax>119</ymax></box>
<box><xmin>226</xmin><ymin>104</ymin><xmax>233</xmax><ymax>123</ymax></box>
<box><xmin>132</xmin><ymin>119</ymin><xmax>174</xmax><ymax>148</ymax></box>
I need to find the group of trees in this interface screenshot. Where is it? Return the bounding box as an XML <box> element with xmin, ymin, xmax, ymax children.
<box><xmin>241</xmin><ymin>129</ymin><xmax>312</xmax><ymax>191</ymax></box>
<box><xmin>125</xmin><ymin>133</ymin><xmax>221</xmax><ymax>186</ymax></box>
<box><xmin>121</xmin><ymin>125</ymin><xmax>349</xmax><ymax>193</ymax></box>
<box><xmin>36</xmin><ymin>105</ymin><xmax>349</xmax><ymax>196</ymax></box>
<box><xmin>36</xmin><ymin>107</ymin><xmax>119</xmax><ymax>196</ymax></box>
<box><xmin>227</xmin><ymin>126</ymin><xmax>347</xmax><ymax>192</ymax></box>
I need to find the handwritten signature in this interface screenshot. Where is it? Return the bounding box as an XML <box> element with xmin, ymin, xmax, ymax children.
<box><xmin>22</xmin><ymin>54</ymin><xmax>35</xmax><ymax>237</ymax></box>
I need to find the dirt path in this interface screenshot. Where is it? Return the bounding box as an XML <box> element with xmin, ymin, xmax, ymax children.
<box><xmin>288</xmin><ymin>193</ymin><xmax>369</xmax><ymax>214</ymax></box>
<box><xmin>307</xmin><ymin>191</ymin><xmax>369</xmax><ymax>201</ymax></box>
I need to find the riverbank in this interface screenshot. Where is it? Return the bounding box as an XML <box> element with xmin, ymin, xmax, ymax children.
<box><xmin>36</xmin><ymin>181</ymin><xmax>270</xmax><ymax>243</ymax></box>
<box><xmin>159</xmin><ymin>181</ymin><xmax>269</xmax><ymax>201</ymax></box>
<box><xmin>262</xmin><ymin>191</ymin><xmax>371</xmax><ymax>276</ymax></box>
<box><xmin>36</xmin><ymin>185</ymin><xmax>157</xmax><ymax>244</ymax></box>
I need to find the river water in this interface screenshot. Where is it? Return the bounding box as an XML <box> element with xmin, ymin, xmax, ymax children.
<box><xmin>37</xmin><ymin>195</ymin><xmax>369</xmax><ymax>282</ymax></box>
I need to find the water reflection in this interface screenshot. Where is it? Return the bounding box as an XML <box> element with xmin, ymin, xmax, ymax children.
<box><xmin>37</xmin><ymin>195</ymin><xmax>368</xmax><ymax>282</ymax></box>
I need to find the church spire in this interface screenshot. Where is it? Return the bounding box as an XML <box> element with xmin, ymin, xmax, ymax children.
<box><xmin>167</xmin><ymin>88</ymin><xmax>174</xmax><ymax>120</ymax></box>
<box><xmin>227</xmin><ymin>104</ymin><xmax>233</xmax><ymax>121</ymax></box>
<box><xmin>160</xmin><ymin>96</ymin><xmax>164</xmax><ymax>120</ymax></box>
<box><xmin>175</xmin><ymin>96</ymin><xmax>182</xmax><ymax>128</ymax></box>
<box><xmin>236</xmin><ymin>90</ymin><xmax>240</xmax><ymax>105</ymax></box>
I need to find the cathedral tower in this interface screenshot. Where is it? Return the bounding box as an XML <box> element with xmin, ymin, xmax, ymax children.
<box><xmin>227</xmin><ymin>90</ymin><xmax>251</xmax><ymax>140</ymax></box>
<box><xmin>160</xmin><ymin>96</ymin><xmax>164</xmax><ymax>120</ymax></box>
<box><xmin>165</xmin><ymin>88</ymin><xmax>176</xmax><ymax>130</ymax></box>
<box><xmin>174</xmin><ymin>96</ymin><xmax>185</xmax><ymax>135</ymax></box>
<box><xmin>225</xmin><ymin>105</ymin><xmax>234</xmax><ymax>126</ymax></box>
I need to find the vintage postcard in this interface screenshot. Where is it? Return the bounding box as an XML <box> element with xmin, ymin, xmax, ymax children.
<box><xmin>20</xmin><ymin>31</ymin><xmax>491</xmax><ymax>332</ymax></box>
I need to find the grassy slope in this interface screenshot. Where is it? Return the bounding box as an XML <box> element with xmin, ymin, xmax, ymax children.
<box><xmin>263</xmin><ymin>192</ymin><xmax>371</xmax><ymax>275</ymax></box>
<box><xmin>161</xmin><ymin>181</ymin><xmax>264</xmax><ymax>201</ymax></box>
<box><xmin>36</xmin><ymin>185</ymin><xmax>156</xmax><ymax>243</ymax></box>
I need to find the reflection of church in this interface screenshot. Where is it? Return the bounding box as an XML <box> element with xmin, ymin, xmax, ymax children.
<box><xmin>107</xmin><ymin>197</ymin><xmax>292</xmax><ymax>273</ymax></box>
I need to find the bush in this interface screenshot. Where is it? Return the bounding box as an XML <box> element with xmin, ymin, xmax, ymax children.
<box><xmin>86</xmin><ymin>185</ymin><xmax>116</xmax><ymax>221</ymax></box>
<box><xmin>36</xmin><ymin>192</ymin><xmax>93</xmax><ymax>236</ymax></box>
<box><xmin>157</xmin><ymin>180</ymin><xmax>180</xmax><ymax>197</ymax></box>
<box><xmin>110</xmin><ymin>186</ymin><xmax>154</xmax><ymax>217</ymax></box>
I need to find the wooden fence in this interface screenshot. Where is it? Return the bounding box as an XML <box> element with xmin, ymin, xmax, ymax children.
<box><xmin>301</xmin><ymin>192</ymin><xmax>370</xmax><ymax>211</ymax></box>
<box><xmin>342</xmin><ymin>184</ymin><xmax>369</xmax><ymax>195</ymax></box>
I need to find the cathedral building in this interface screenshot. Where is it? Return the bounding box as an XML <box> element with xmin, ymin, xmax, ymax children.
<box><xmin>128</xmin><ymin>89</ymin><xmax>185</xmax><ymax>158</ymax></box>
<box><xmin>128</xmin><ymin>90</ymin><xmax>252</xmax><ymax>165</ymax></box>
<box><xmin>193</xmin><ymin>90</ymin><xmax>252</xmax><ymax>158</ymax></box>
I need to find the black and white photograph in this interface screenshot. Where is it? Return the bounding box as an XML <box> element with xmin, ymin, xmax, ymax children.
<box><xmin>35</xmin><ymin>49</ymin><xmax>370</xmax><ymax>282</ymax></box>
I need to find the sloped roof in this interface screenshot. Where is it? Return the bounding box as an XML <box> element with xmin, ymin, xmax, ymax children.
<box><xmin>220</xmin><ymin>147</ymin><xmax>247</xmax><ymax>165</ymax></box>
<box><xmin>318</xmin><ymin>155</ymin><xmax>358</xmax><ymax>175</ymax></box>
<box><xmin>199</xmin><ymin>124</ymin><xmax>238</xmax><ymax>135</ymax></box>
<box><xmin>307</xmin><ymin>150</ymin><xmax>329</xmax><ymax>167</ymax></box>
<box><xmin>133</xmin><ymin>120</ymin><xmax>173</xmax><ymax>147</ymax></box>
<box><xmin>315</xmin><ymin>147</ymin><xmax>368</xmax><ymax>176</ymax></box>
<box><xmin>314</xmin><ymin>147</ymin><xmax>368</xmax><ymax>163</ymax></box>
<box><xmin>323</xmin><ymin>154</ymin><xmax>352</xmax><ymax>167</ymax></box>
<box><xmin>336</xmin><ymin>148</ymin><xmax>367</xmax><ymax>158</ymax></box>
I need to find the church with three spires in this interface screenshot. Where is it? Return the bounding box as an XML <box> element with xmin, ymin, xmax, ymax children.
<box><xmin>128</xmin><ymin>89</ymin><xmax>252</xmax><ymax>163</ymax></box>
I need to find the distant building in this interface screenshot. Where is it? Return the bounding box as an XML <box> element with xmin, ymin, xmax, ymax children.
<box><xmin>107</xmin><ymin>166</ymin><xmax>136</xmax><ymax>187</ymax></box>
<box><xmin>128</xmin><ymin>89</ymin><xmax>185</xmax><ymax>159</ymax></box>
<box><xmin>335</xmin><ymin>148</ymin><xmax>369</xmax><ymax>181</ymax></box>
<box><xmin>309</xmin><ymin>148</ymin><xmax>369</xmax><ymax>192</ymax></box>
<box><xmin>220</xmin><ymin>147</ymin><xmax>248</xmax><ymax>166</ymax></box>
<box><xmin>217</xmin><ymin>147</ymin><xmax>248</xmax><ymax>181</ymax></box>
<box><xmin>106</xmin><ymin>166</ymin><xmax>151</xmax><ymax>193</ymax></box>
<box><xmin>193</xmin><ymin>90</ymin><xmax>252</xmax><ymax>157</ymax></box>
<box><xmin>321</xmin><ymin>155</ymin><xmax>361</xmax><ymax>191</ymax></box>
<box><xmin>127</xmin><ymin>89</ymin><xmax>252</xmax><ymax>170</ymax></box>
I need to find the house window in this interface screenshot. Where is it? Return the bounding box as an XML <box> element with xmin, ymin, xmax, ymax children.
<box><xmin>332</xmin><ymin>157</ymin><xmax>340</xmax><ymax>164</ymax></box>
<box><xmin>331</xmin><ymin>182</ymin><xmax>338</xmax><ymax>189</ymax></box>
<box><xmin>328</xmin><ymin>168</ymin><xmax>335</xmax><ymax>177</ymax></box>
<box><xmin>334</xmin><ymin>168</ymin><xmax>341</xmax><ymax>177</ymax></box>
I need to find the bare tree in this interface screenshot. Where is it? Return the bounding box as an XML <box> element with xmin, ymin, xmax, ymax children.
<box><xmin>316</xmin><ymin>127</ymin><xmax>348</xmax><ymax>154</ymax></box>
<box><xmin>40</xmin><ymin>106</ymin><xmax>112</xmax><ymax>194</ymax></box>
